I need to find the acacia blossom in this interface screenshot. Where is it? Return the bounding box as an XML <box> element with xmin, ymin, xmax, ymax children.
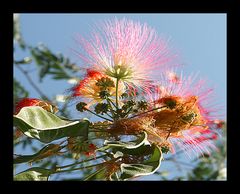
<box><xmin>143</xmin><ymin>71</ymin><xmax>223</xmax><ymax>157</ymax></box>
<box><xmin>74</xmin><ymin>18</ymin><xmax>177</xmax><ymax>92</ymax></box>
<box><xmin>104</xmin><ymin>70</ymin><xmax>223</xmax><ymax>157</ymax></box>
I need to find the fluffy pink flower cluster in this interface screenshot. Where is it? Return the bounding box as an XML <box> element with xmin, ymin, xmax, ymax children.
<box><xmin>70</xmin><ymin>18</ymin><xmax>223</xmax><ymax>157</ymax></box>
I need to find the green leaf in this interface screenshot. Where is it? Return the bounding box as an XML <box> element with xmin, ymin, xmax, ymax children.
<box><xmin>14</xmin><ymin>167</ymin><xmax>52</xmax><ymax>181</ymax></box>
<box><xmin>83</xmin><ymin>165</ymin><xmax>120</xmax><ymax>181</ymax></box>
<box><xmin>14</xmin><ymin>144</ymin><xmax>62</xmax><ymax>164</ymax></box>
<box><xmin>120</xmin><ymin>145</ymin><xmax>162</xmax><ymax>180</ymax></box>
<box><xmin>29</xmin><ymin>45</ymin><xmax>74</xmax><ymax>81</ymax></box>
<box><xmin>99</xmin><ymin>132</ymin><xmax>152</xmax><ymax>157</ymax></box>
<box><xmin>14</xmin><ymin>57</ymin><xmax>32</xmax><ymax>65</ymax></box>
<box><xmin>53</xmin><ymin>74</ymin><xmax>70</xmax><ymax>80</ymax></box>
<box><xmin>97</xmin><ymin>132</ymin><xmax>163</xmax><ymax>180</ymax></box>
<box><xmin>13</xmin><ymin>106</ymin><xmax>89</xmax><ymax>143</ymax></box>
<box><xmin>83</xmin><ymin>166</ymin><xmax>108</xmax><ymax>181</ymax></box>
<box><xmin>98</xmin><ymin>132</ymin><xmax>148</xmax><ymax>151</ymax></box>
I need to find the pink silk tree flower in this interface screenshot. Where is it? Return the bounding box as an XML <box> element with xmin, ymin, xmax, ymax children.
<box><xmin>144</xmin><ymin>71</ymin><xmax>224</xmax><ymax>157</ymax></box>
<box><xmin>74</xmin><ymin>18</ymin><xmax>177</xmax><ymax>93</ymax></box>
<box><xmin>166</xmin><ymin>70</ymin><xmax>181</xmax><ymax>84</ymax></box>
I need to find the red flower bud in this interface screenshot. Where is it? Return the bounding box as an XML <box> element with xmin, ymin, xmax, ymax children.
<box><xmin>15</xmin><ymin>98</ymin><xmax>58</xmax><ymax>114</ymax></box>
<box><xmin>83</xmin><ymin>143</ymin><xmax>97</xmax><ymax>157</ymax></box>
<box><xmin>15</xmin><ymin>98</ymin><xmax>42</xmax><ymax>114</ymax></box>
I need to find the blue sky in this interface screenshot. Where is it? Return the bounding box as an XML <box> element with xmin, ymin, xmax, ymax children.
<box><xmin>14</xmin><ymin>13</ymin><xmax>226</xmax><ymax>180</ymax></box>
<box><xmin>14</xmin><ymin>13</ymin><xmax>226</xmax><ymax>115</ymax></box>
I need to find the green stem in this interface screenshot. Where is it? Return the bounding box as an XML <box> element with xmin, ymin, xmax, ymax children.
<box><xmin>124</xmin><ymin>107</ymin><xmax>133</xmax><ymax>117</ymax></box>
<box><xmin>97</xmin><ymin>150</ymin><xmax>113</xmax><ymax>156</ymax></box>
<box><xmin>106</xmin><ymin>112</ymin><xmax>114</xmax><ymax>119</ymax></box>
<box><xmin>90</xmin><ymin>123</ymin><xmax>113</xmax><ymax>127</ymax></box>
<box><xmin>56</xmin><ymin>154</ymin><xmax>107</xmax><ymax>170</ymax></box>
<box><xmin>106</xmin><ymin>98</ymin><xmax>116</xmax><ymax>119</ymax></box>
<box><xmin>129</xmin><ymin>106</ymin><xmax>167</xmax><ymax>119</ymax></box>
<box><xmin>84</xmin><ymin>108</ymin><xmax>113</xmax><ymax>122</ymax></box>
<box><xmin>108</xmin><ymin>98</ymin><xmax>118</xmax><ymax>109</ymax></box>
<box><xmin>53</xmin><ymin>162</ymin><xmax>106</xmax><ymax>174</ymax></box>
<box><xmin>83</xmin><ymin>166</ymin><xmax>107</xmax><ymax>180</ymax></box>
<box><xmin>115</xmin><ymin>78</ymin><xmax>119</xmax><ymax>110</ymax></box>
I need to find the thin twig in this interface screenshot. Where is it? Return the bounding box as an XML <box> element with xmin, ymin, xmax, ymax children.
<box><xmin>15</xmin><ymin>65</ymin><xmax>49</xmax><ymax>100</ymax></box>
<box><xmin>107</xmin><ymin>98</ymin><xmax>118</xmax><ymax>109</ymax></box>
<box><xmin>84</xmin><ymin>108</ymin><xmax>113</xmax><ymax>122</ymax></box>
<box><xmin>56</xmin><ymin>154</ymin><xmax>107</xmax><ymax>170</ymax></box>
<box><xmin>106</xmin><ymin>98</ymin><xmax>116</xmax><ymax>119</ymax></box>
<box><xmin>53</xmin><ymin>161</ymin><xmax>108</xmax><ymax>174</ymax></box>
<box><xmin>115</xmin><ymin>78</ymin><xmax>119</xmax><ymax>110</ymax></box>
